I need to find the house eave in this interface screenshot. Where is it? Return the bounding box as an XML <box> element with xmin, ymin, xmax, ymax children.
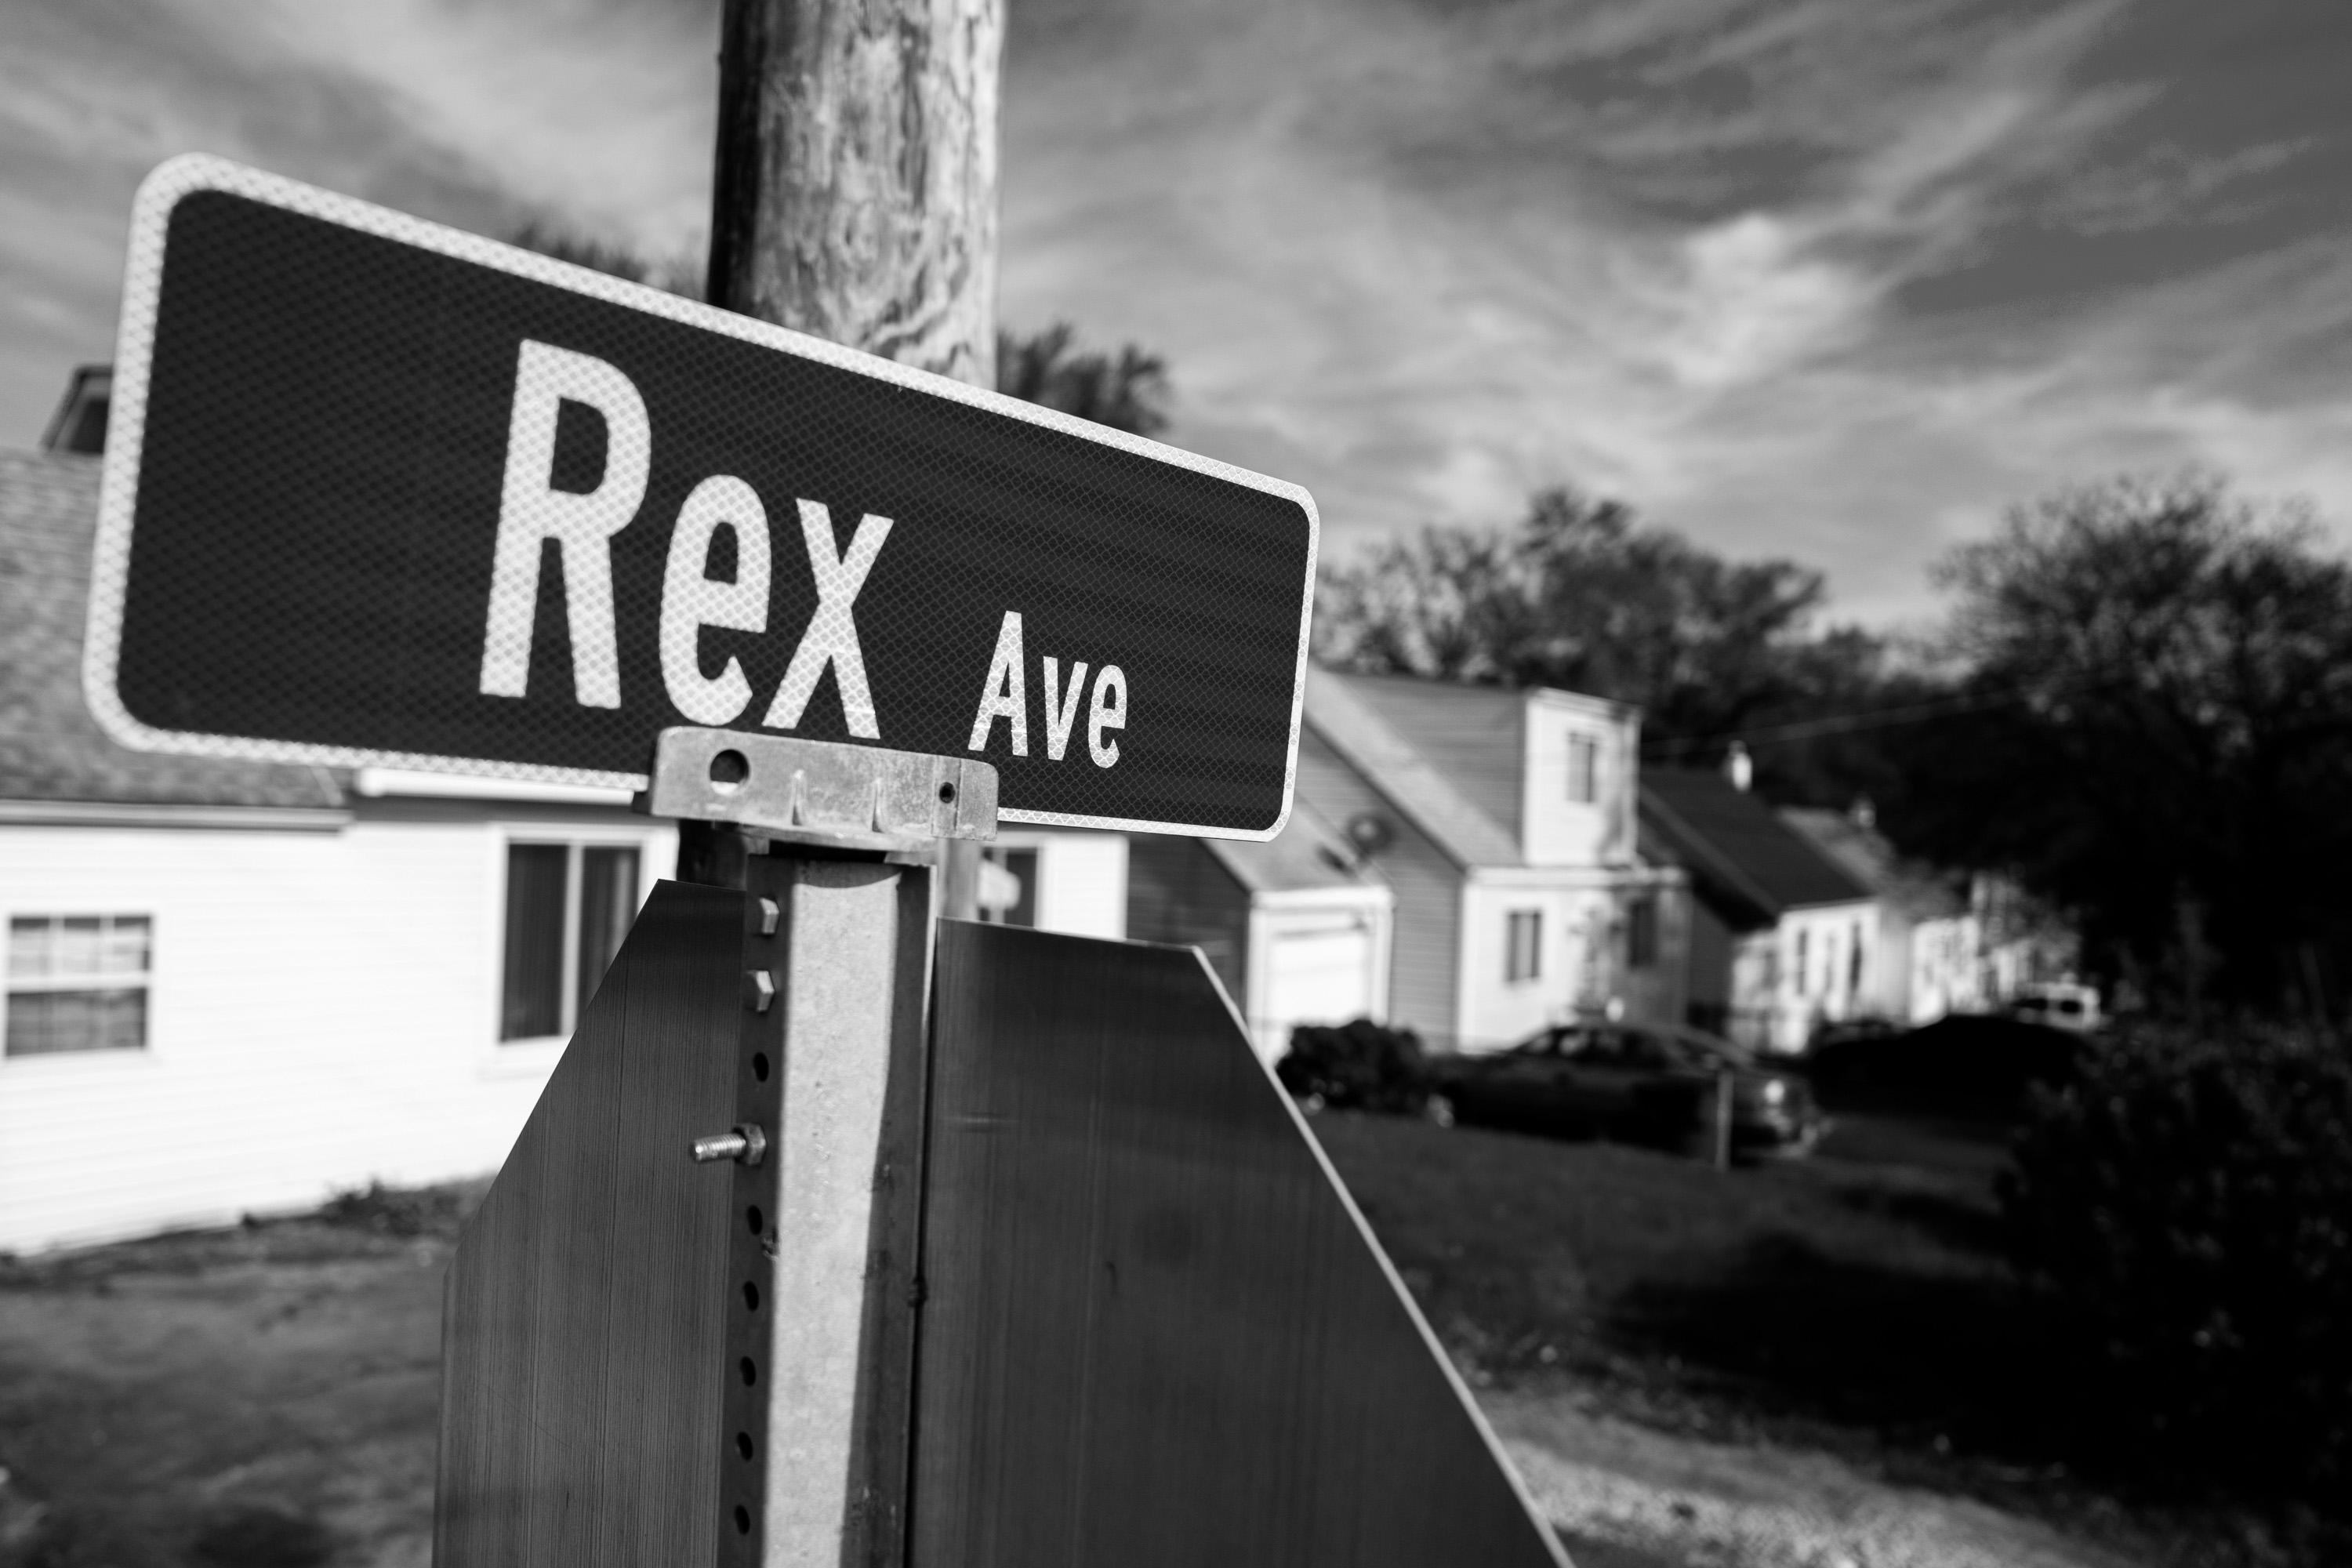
<box><xmin>0</xmin><ymin>798</ymin><xmax>354</xmax><ymax>832</ymax></box>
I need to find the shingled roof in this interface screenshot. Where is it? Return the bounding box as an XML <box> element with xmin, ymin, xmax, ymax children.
<box><xmin>1639</xmin><ymin>767</ymin><xmax>1868</xmax><ymax>925</ymax></box>
<box><xmin>0</xmin><ymin>448</ymin><xmax>345</xmax><ymax>811</ymax></box>
<box><xmin>1302</xmin><ymin>670</ymin><xmax>1524</xmax><ymax>868</ymax></box>
<box><xmin>1780</xmin><ymin>807</ymin><xmax>1965</xmax><ymax>924</ymax></box>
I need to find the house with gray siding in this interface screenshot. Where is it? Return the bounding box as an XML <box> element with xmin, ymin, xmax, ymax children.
<box><xmin>1639</xmin><ymin>767</ymin><xmax>1877</xmax><ymax>1052</ymax></box>
<box><xmin>1295</xmin><ymin>670</ymin><xmax>1688</xmax><ymax>1054</ymax></box>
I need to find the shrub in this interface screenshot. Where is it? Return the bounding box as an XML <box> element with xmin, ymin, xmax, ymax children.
<box><xmin>1998</xmin><ymin>1024</ymin><xmax>2352</xmax><ymax>1495</ymax></box>
<box><xmin>1276</xmin><ymin>1019</ymin><xmax>1430</xmax><ymax>1116</ymax></box>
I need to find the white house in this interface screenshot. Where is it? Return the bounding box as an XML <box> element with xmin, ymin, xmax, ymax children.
<box><xmin>1779</xmin><ymin>806</ymin><xmax>2087</xmax><ymax>1029</ymax></box>
<box><xmin>0</xmin><ymin>445</ymin><xmax>705</xmax><ymax>1250</ymax></box>
<box><xmin>1289</xmin><ymin>670</ymin><xmax>1688</xmax><ymax>1054</ymax></box>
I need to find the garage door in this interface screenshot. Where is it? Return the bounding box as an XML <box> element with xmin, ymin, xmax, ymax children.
<box><xmin>1258</xmin><ymin>920</ymin><xmax>1376</xmax><ymax>1062</ymax></box>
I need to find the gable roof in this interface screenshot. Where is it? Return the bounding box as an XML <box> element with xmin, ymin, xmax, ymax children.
<box><xmin>1779</xmin><ymin>808</ymin><xmax>1965</xmax><ymax>924</ymax></box>
<box><xmin>1639</xmin><ymin>768</ymin><xmax>1869</xmax><ymax>922</ymax></box>
<box><xmin>1202</xmin><ymin>800</ymin><xmax>1390</xmax><ymax>898</ymax></box>
<box><xmin>1301</xmin><ymin>669</ymin><xmax>1523</xmax><ymax>869</ymax></box>
<box><xmin>0</xmin><ymin>448</ymin><xmax>346</xmax><ymax>811</ymax></box>
<box><xmin>1327</xmin><ymin>671</ymin><xmax>1527</xmax><ymax>841</ymax></box>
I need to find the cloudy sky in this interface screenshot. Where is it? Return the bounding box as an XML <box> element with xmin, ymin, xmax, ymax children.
<box><xmin>2</xmin><ymin>0</ymin><xmax>2347</xmax><ymax>622</ymax></box>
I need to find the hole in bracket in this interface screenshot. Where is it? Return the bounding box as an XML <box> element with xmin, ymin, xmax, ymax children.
<box><xmin>753</xmin><ymin>1051</ymin><xmax>770</xmax><ymax>1082</ymax></box>
<box><xmin>710</xmin><ymin>749</ymin><xmax>750</xmax><ymax>792</ymax></box>
<box><xmin>736</xmin><ymin>1432</ymin><xmax>756</xmax><ymax>1461</ymax></box>
<box><xmin>938</xmin><ymin>781</ymin><xmax>956</xmax><ymax>804</ymax></box>
<box><xmin>746</xmin><ymin>1205</ymin><xmax>763</xmax><ymax>1235</ymax></box>
<box><xmin>734</xmin><ymin>1504</ymin><xmax>752</xmax><ymax>1534</ymax></box>
<box><xmin>740</xmin><ymin>1356</ymin><xmax>758</xmax><ymax>1385</ymax></box>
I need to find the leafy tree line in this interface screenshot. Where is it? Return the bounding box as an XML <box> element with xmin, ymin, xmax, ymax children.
<box><xmin>1319</xmin><ymin>473</ymin><xmax>2352</xmax><ymax>1022</ymax></box>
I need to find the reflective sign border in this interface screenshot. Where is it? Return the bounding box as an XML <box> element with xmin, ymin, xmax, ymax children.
<box><xmin>84</xmin><ymin>154</ymin><xmax>1319</xmax><ymax>841</ymax></box>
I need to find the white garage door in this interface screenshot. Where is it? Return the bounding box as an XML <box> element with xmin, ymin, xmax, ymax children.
<box><xmin>1258</xmin><ymin>920</ymin><xmax>1376</xmax><ymax>1062</ymax></box>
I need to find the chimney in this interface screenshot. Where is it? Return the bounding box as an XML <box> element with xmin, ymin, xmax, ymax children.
<box><xmin>1723</xmin><ymin>741</ymin><xmax>1752</xmax><ymax>792</ymax></box>
<box><xmin>40</xmin><ymin>364</ymin><xmax>112</xmax><ymax>455</ymax></box>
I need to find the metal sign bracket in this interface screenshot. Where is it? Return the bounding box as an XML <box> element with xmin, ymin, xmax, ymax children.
<box><xmin>636</xmin><ymin>726</ymin><xmax>998</xmax><ymax>854</ymax></box>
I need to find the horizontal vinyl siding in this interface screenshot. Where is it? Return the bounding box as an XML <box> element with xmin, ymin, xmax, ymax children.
<box><xmin>1294</xmin><ymin>731</ymin><xmax>1460</xmax><ymax>1048</ymax></box>
<box><xmin>0</xmin><ymin>815</ymin><xmax>669</xmax><ymax>1253</ymax></box>
<box><xmin>1124</xmin><ymin>835</ymin><xmax>1252</xmax><ymax>1001</ymax></box>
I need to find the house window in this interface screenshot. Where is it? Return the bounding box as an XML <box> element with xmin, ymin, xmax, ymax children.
<box><xmin>1627</xmin><ymin>896</ymin><xmax>1658</xmax><ymax>970</ymax></box>
<box><xmin>978</xmin><ymin>846</ymin><xmax>1039</xmax><ymax>927</ymax></box>
<box><xmin>1566</xmin><ymin>732</ymin><xmax>1599</xmax><ymax>804</ymax></box>
<box><xmin>1505</xmin><ymin>909</ymin><xmax>1542</xmax><ymax>983</ymax></box>
<box><xmin>5</xmin><ymin>915</ymin><xmax>151</xmax><ymax>1057</ymax></box>
<box><xmin>500</xmin><ymin>843</ymin><xmax>642</xmax><ymax>1043</ymax></box>
<box><xmin>1849</xmin><ymin>922</ymin><xmax>1864</xmax><ymax>993</ymax></box>
<box><xmin>1793</xmin><ymin>927</ymin><xmax>1809</xmax><ymax>996</ymax></box>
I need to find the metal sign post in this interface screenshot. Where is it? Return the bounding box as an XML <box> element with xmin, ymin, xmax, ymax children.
<box><xmin>437</xmin><ymin>729</ymin><xmax>994</xmax><ymax>1566</ymax></box>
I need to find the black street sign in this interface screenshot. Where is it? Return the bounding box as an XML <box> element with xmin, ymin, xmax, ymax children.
<box><xmin>85</xmin><ymin>157</ymin><xmax>1318</xmax><ymax>839</ymax></box>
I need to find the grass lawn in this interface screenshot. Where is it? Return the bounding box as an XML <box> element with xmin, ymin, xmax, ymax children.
<box><xmin>1312</xmin><ymin>1106</ymin><xmax>2347</xmax><ymax>1568</ymax></box>
<box><xmin>0</xmin><ymin>1189</ymin><xmax>471</xmax><ymax>1568</ymax></box>
<box><xmin>0</xmin><ymin>1115</ymin><xmax>2340</xmax><ymax>1566</ymax></box>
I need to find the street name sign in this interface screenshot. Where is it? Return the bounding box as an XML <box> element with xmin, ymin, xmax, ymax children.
<box><xmin>85</xmin><ymin>157</ymin><xmax>1319</xmax><ymax>838</ymax></box>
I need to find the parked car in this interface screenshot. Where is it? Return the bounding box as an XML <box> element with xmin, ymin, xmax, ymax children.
<box><xmin>1424</xmin><ymin>1022</ymin><xmax>1826</xmax><ymax>1159</ymax></box>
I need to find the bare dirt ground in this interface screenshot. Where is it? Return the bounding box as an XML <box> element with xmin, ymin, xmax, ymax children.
<box><xmin>1487</xmin><ymin>1389</ymin><xmax>2140</xmax><ymax>1568</ymax></box>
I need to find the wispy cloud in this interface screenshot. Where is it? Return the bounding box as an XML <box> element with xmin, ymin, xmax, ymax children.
<box><xmin>2</xmin><ymin>0</ymin><xmax>2347</xmax><ymax>630</ymax></box>
<box><xmin>201</xmin><ymin>0</ymin><xmax>719</xmax><ymax>247</ymax></box>
<box><xmin>2043</xmin><ymin>137</ymin><xmax>2317</xmax><ymax>234</ymax></box>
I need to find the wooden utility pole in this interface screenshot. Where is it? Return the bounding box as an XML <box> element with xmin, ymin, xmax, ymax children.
<box><xmin>693</xmin><ymin>0</ymin><xmax>1003</xmax><ymax>916</ymax></box>
<box><xmin>707</xmin><ymin>0</ymin><xmax>1000</xmax><ymax>383</ymax></box>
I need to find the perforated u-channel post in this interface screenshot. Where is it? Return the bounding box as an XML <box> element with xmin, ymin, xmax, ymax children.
<box><xmin>651</xmin><ymin>727</ymin><xmax>994</xmax><ymax>1566</ymax></box>
<box><xmin>724</xmin><ymin>883</ymin><xmax>787</xmax><ymax>1557</ymax></box>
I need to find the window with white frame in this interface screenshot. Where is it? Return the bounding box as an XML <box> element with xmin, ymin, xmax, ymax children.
<box><xmin>1566</xmin><ymin>732</ymin><xmax>1599</xmax><ymax>804</ymax></box>
<box><xmin>5</xmin><ymin>915</ymin><xmax>152</xmax><ymax>1057</ymax></box>
<box><xmin>500</xmin><ymin>842</ymin><xmax>644</xmax><ymax>1043</ymax></box>
<box><xmin>1505</xmin><ymin>909</ymin><xmax>1542</xmax><ymax>983</ymax></box>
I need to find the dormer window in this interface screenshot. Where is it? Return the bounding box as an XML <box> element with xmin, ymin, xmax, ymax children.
<box><xmin>1566</xmin><ymin>731</ymin><xmax>1598</xmax><ymax>804</ymax></box>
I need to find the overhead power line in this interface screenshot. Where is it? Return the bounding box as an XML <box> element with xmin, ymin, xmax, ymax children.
<box><xmin>1641</xmin><ymin>688</ymin><xmax>2027</xmax><ymax>757</ymax></box>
